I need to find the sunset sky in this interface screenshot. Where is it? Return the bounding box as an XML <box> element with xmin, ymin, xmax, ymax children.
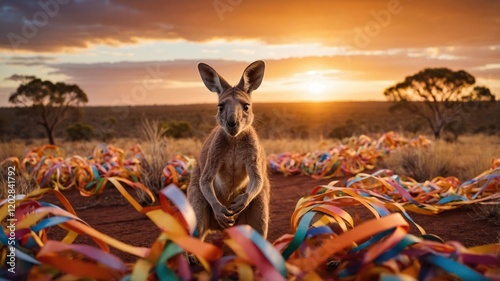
<box><xmin>0</xmin><ymin>0</ymin><xmax>499</xmax><ymax>106</ymax></box>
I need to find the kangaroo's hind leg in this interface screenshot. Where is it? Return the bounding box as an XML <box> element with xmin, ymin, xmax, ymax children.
<box><xmin>186</xmin><ymin>178</ymin><xmax>217</xmax><ymax>265</ymax></box>
<box><xmin>187</xmin><ymin>167</ymin><xmax>217</xmax><ymax>242</ymax></box>
<box><xmin>187</xmin><ymin>188</ymin><xmax>215</xmax><ymax>242</ymax></box>
<box><xmin>235</xmin><ymin>191</ymin><xmax>269</xmax><ymax>239</ymax></box>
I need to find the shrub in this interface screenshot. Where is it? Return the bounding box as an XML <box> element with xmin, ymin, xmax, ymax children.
<box><xmin>404</xmin><ymin>119</ymin><xmax>426</xmax><ymax>134</ymax></box>
<box><xmin>329</xmin><ymin>120</ymin><xmax>360</xmax><ymax>140</ymax></box>
<box><xmin>473</xmin><ymin>202</ymin><xmax>500</xmax><ymax>227</ymax></box>
<box><xmin>138</xmin><ymin>118</ymin><xmax>169</xmax><ymax>201</ymax></box>
<box><xmin>382</xmin><ymin>146</ymin><xmax>451</xmax><ymax>182</ymax></box>
<box><xmin>161</xmin><ymin>121</ymin><xmax>193</xmax><ymax>139</ymax></box>
<box><xmin>381</xmin><ymin>135</ymin><xmax>500</xmax><ymax>182</ymax></box>
<box><xmin>66</xmin><ymin>122</ymin><xmax>94</xmax><ymax>141</ymax></box>
<box><xmin>95</xmin><ymin>116</ymin><xmax>117</xmax><ymax>142</ymax></box>
<box><xmin>443</xmin><ymin>119</ymin><xmax>466</xmax><ymax>142</ymax></box>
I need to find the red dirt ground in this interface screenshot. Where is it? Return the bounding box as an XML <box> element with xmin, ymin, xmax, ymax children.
<box><xmin>44</xmin><ymin>173</ymin><xmax>499</xmax><ymax>264</ymax></box>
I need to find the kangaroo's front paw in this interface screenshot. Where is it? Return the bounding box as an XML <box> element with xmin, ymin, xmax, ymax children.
<box><xmin>213</xmin><ymin>204</ymin><xmax>235</xmax><ymax>228</ymax></box>
<box><xmin>229</xmin><ymin>193</ymin><xmax>250</xmax><ymax>215</ymax></box>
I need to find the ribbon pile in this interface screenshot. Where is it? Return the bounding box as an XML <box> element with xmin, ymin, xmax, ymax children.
<box><xmin>273</xmin><ymin>159</ymin><xmax>500</xmax><ymax>280</ymax></box>
<box><xmin>318</xmin><ymin>160</ymin><xmax>500</xmax><ymax>215</ymax></box>
<box><xmin>1</xmin><ymin>131</ymin><xmax>428</xmax><ymax>196</ymax></box>
<box><xmin>1</xmin><ymin>143</ymin><xmax>195</xmax><ymax>195</ymax></box>
<box><xmin>268</xmin><ymin>131</ymin><xmax>432</xmax><ymax>179</ymax></box>
<box><xmin>161</xmin><ymin>155</ymin><xmax>195</xmax><ymax>190</ymax></box>
<box><xmin>1</xmin><ymin>159</ymin><xmax>499</xmax><ymax>280</ymax></box>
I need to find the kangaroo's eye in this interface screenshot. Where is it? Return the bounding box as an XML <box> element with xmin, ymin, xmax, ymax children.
<box><xmin>218</xmin><ymin>104</ymin><xmax>224</xmax><ymax>112</ymax></box>
<box><xmin>243</xmin><ymin>104</ymin><xmax>250</xmax><ymax>112</ymax></box>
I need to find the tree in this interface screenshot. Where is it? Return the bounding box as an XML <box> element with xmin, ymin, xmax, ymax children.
<box><xmin>8</xmin><ymin>75</ymin><xmax>88</xmax><ymax>144</ymax></box>
<box><xmin>384</xmin><ymin>68</ymin><xmax>495</xmax><ymax>139</ymax></box>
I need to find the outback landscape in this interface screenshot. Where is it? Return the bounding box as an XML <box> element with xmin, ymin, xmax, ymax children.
<box><xmin>1</xmin><ymin>107</ymin><xmax>499</xmax><ymax>279</ymax></box>
<box><xmin>1</xmin><ymin>0</ymin><xmax>500</xmax><ymax>280</ymax></box>
<box><xmin>2</xmin><ymin>101</ymin><xmax>500</xmax><ymax>143</ymax></box>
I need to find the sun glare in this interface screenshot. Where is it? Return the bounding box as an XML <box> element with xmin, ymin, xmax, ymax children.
<box><xmin>303</xmin><ymin>70</ymin><xmax>328</xmax><ymax>100</ymax></box>
<box><xmin>308</xmin><ymin>81</ymin><xmax>326</xmax><ymax>94</ymax></box>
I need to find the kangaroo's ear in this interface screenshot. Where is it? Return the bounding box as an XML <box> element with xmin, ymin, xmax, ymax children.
<box><xmin>236</xmin><ymin>60</ymin><xmax>265</xmax><ymax>94</ymax></box>
<box><xmin>198</xmin><ymin>63</ymin><xmax>231</xmax><ymax>94</ymax></box>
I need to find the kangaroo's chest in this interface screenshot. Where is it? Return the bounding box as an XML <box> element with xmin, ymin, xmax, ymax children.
<box><xmin>214</xmin><ymin>144</ymin><xmax>249</xmax><ymax>204</ymax></box>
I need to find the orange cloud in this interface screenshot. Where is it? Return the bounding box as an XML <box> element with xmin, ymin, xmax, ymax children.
<box><xmin>1</xmin><ymin>52</ymin><xmax>494</xmax><ymax>106</ymax></box>
<box><xmin>0</xmin><ymin>0</ymin><xmax>498</xmax><ymax>52</ymax></box>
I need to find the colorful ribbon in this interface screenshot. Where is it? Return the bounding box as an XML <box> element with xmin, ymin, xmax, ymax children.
<box><xmin>268</xmin><ymin>131</ymin><xmax>432</xmax><ymax>178</ymax></box>
<box><xmin>1</xmin><ymin>133</ymin><xmax>499</xmax><ymax>280</ymax></box>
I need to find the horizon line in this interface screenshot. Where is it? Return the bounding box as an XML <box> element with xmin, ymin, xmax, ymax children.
<box><xmin>0</xmin><ymin>100</ymin><xmax>399</xmax><ymax>109</ymax></box>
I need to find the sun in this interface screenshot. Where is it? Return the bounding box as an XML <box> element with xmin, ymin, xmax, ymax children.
<box><xmin>308</xmin><ymin>81</ymin><xmax>326</xmax><ymax>94</ymax></box>
<box><xmin>302</xmin><ymin>70</ymin><xmax>328</xmax><ymax>98</ymax></box>
<box><xmin>305</xmin><ymin>79</ymin><xmax>328</xmax><ymax>101</ymax></box>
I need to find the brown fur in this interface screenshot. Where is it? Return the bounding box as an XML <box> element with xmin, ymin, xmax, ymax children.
<box><xmin>187</xmin><ymin>61</ymin><xmax>270</xmax><ymax>241</ymax></box>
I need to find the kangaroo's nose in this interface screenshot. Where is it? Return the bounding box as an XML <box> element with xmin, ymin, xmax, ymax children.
<box><xmin>227</xmin><ymin>120</ymin><xmax>237</xmax><ymax>128</ymax></box>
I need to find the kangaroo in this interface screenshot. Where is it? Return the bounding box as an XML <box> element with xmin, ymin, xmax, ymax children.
<box><xmin>187</xmin><ymin>61</ymin><xmax>270</xmax><ymax>241</ymax></box>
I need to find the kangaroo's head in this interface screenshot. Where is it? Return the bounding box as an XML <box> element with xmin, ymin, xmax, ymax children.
<box><xmin>198</xmin><ymin>61</ymin><xmax>265</xmax><ymax>137</ymax></box>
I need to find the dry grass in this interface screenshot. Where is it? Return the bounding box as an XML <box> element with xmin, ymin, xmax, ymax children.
<box><xmin>135</xmin><ymin>118</ymin><xmax>170</xmax><ymax>202</ymax></box>
<box><xmin>0</xmin><ymin>136</ymin><xmax>339</xmax><ymax>160</ymax></box>
<box><xmin>0</xmin><ymin>170</ymin><xmax>34</xmax><ymax>198</ymax></box>
<box><xmin>1</xmin><ymin>134</ymin><xmax>498</xmax><ymax>191</ymax></box>
<box><xmin>1</xmin><ymin>131</ymin><xmax>498</xmax><ymax>242</ymax></box>
<box><xmin>164</xmin><ymin>137</ymin><xmax>202</xmax><ymax>159</ymax></box>
<box><xmin>472</xmin><ymin>202</ymin><xmax>500</xmax><ymax>227</ymax></box>
<box><xmin>0</xmin><ymin>138</ymin><xmax>141</xmax><ymax>161</ymax></box>
<box><xmin>0</xmin><ymin>139</ymin><xmax>33</xmax><ymax>161</ymax></box>
<box><xmin>262</xmin><ymin>137</ymin><xmax>340</xmax><ymax>154</ymax></box>
<box><xmin>382</xmin><ymin>134</ymin><xmax>500</xmax><ymax>182</ymax></box>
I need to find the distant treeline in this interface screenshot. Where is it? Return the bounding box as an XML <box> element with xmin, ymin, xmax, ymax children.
<box><xmin>1</xmin><ymin>102</ymin><xmax>499</xmax><ymax>142</ymax></box>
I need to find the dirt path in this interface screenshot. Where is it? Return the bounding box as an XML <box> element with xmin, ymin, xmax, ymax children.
<box><xmin>44</xmin><ymin>174</ymin><xmax>499</xmax><ymax>262</ymax></box>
